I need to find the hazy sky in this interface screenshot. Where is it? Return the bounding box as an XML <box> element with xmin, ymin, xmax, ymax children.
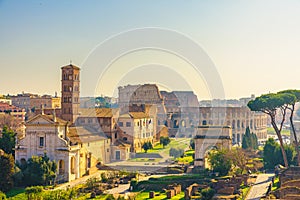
<box><xmin>1</xmin><ymin>1</ymin><xmax>300</xmax><ymax>100</ymax></box>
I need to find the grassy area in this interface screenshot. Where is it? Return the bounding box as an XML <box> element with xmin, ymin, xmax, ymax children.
<box><xmin>148</xmin><ymin>138</ymin><xmax>190</xmax><ymax>154</ymax></box>
<box><xmin>176</xmin><ymin>150</ymin><xmax>194</xmax><ymax>165</ymax></box>
<box><xmin>136</xmin><ymin>191</ymin><xmax>185</xmax><ymax>200</ymax></box>
<box><xmin>5</xmin><ymin>188</ymin><xmax>25</xmax><ymax>198</ymax></box>
<box><xmin>267</xmin><ymin>127</ymin><xmax>290</xmax><ymax>135</ymax></box>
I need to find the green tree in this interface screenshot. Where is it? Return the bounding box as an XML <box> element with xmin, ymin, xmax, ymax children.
<box><xmin>160</xmin><ymin>136</ymin><xmax>170</xmax><ymax>148</ymax></box>
<box><xmin>0</xmin><ymin>150</ymin><xmax>14</xmax><ymax>192</ymax></box>
<box><xmin>208</xmin><ymin>149</ymin><xmax>232</xmax><ymax>176</ymax></box>
<box><xmin>142</xmin><ymin>142</ymin><xmax>153</xmax><ymax>153</ymax></box>
<box><xmin>21</xmin><ymin>154</ymin><xmax>57</xmax><ymax>186</ymax></box>
<box><xmin>278</xmin><ymin>89</ymin><xmax>300</xmax><ymax>165</ymax></box>
<box><xmin>242</xmin><ymin>127</ymin><xmax>258</xmax><ymax>150</ymax></box>
<box><xmin>263</xmin><ymin>138</ymin><xmax>278</xmax><ymax>169</ymax></box>
<box><xmin>0</xmin><ymin>126</ymin><xmax>16</xmax><ymax>155</ymax></box>
<box><xmin>248</xmin><ymin>92</ymin><xmax>296</xmax><ymax>167</ymax></box>
<box><xmin>263</xmin><ymin>138</ymin><xmax>296</xmax><ymax>169</ymax></box>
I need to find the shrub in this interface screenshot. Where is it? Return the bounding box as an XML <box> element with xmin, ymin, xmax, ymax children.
<box><xmin>201</xmin><ymin>187</ymin><xmax>215</xmax><ymax>200</ymax></box>
<box><xmin>130</xmin><ymin>178</ymin><xmax>138</xmax><ymax>190</ymax></box>
<box><xmin>0</xmin><ymin>191</ymin><xmax>6</xmax><ymax>200</ymax></box>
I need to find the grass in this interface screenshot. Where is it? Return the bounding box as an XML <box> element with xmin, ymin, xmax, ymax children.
<box><xmin>5</xmin><ymin>188</ymin><xmax>26</xmax><ymax>198</ymax></box>
<box><xmin>148</xmin><ymin>138</ymin><xmax>190</xmax><ymax>154</ymax></box>
<box><xmin>136</xmin><ymin>191</ymin><xmax>185</xmax><ymax>200</ymax></box>
<box><xmin>176</xmin><ymin>150</ymin><xmax>194</xmax><ymax>165</ymax></box>
<box><xmin>267</xmin><ymin>127</ymin><xmax>290</xmax><ymax>135</ymax></box>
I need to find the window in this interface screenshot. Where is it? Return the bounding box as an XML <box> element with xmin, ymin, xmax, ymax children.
<box><xmin>39</xmin><ymin>137</ymin><xmax>44</xmax><ymax>147</ymax></box>
<box><xmin>126</xmin><ymin>122</ymin><xmax>131</xmax><ymax>127</ymax></box>
<box><xmin>118</xmin><ymin>122</ymin><xmax>123</xmax><ymax>127</ymax></box>
<box><xmin>88</xmin><ymin>118</ymin><xmax>93</xmax><ymax>123</ymax></box>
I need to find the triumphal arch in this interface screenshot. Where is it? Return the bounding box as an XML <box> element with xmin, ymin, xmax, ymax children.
<box><xmin>194</xmin><ymin>125</ymin><xmax>232</xmax><ymax>168</ymax></box>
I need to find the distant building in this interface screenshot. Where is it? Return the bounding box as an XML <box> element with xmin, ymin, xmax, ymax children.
<box><xmin>198</xmin><ymin>107</ymin><xmax>268</xmax><ymax>144</ymax></box>
<box><xmin>0</xmin><ymin>95</ymin><xmax>12</xmax><ymax>105</ymax></box>
<box><xmin>11</xmin><ymin>93</ymin><xmax>60</xmax><ymax>113</ymax></box>
<box><xmin>30</xmin><ymin>95</ymin><xmax>61</xmax><ymax>110</ymax></box>
<box><xmin>0</xmin><ymin>102</ymin><xmax>26</xmax><ymax>133</ymax></box>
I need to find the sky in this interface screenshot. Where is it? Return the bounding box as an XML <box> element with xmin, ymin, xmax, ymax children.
<box><xmin>1</xmin><ymin>1</ymin><xmax>300</xmax><ymax>100</ymax></box>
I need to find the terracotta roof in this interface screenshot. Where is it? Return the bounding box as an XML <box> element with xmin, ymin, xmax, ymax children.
<box><xmin>61</xmin><ymin>64</ymin><xmax>80</xmax><ymax>70</ymax></box>
<box><xmin>0</xmin><ymin>102</ymin><xmax>23</xmax><ymax>112</ymax></box>
<box><xmin>78</xmin><ymin>108</ymin><xmax>117</xmax><ymax>118</ymax></box>
<box><xmin>67</xmin><ymin>126</ymin><xmax>108</xmax><ymax>144</ymax></box>
<box><xmin>129</xmin><ymin>112</ymin><xmax>150</xmax><ymax>119</ymax></box>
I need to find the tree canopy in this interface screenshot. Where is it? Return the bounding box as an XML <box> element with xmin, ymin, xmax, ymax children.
<box><xmin>141</xmin><ymin>141</ymin><xmax>153</xmax><ymax>153</ymax></box>
<box><xmin>263</xmin><ymin>138</ymin><xmax>296</xmax><ymax>169</ymax></box>
<box><xmin>248</xmin><ymin>92</ymin><xmax>294</xmax><ymax>167</ymax></box>
<box><xmin>16</xmin><ymin>154</ymin><xmax>57</xmax><ymax>186</ymax></box>
<box><xmin>0</xmin><ymin>126</ymin><xmax>16</xmax><ymax>155</ymax></box>
<box><xmin>0</xmin><ymin>150</ymin><xmax>14</xmax><ymax>192</ymax></box>
<box><xmin>208</xmin><ymin>149</ymin><xmax>232</xmax><ymax>176</ymax></box>
<box><xmin>160</xmin><ymin>136</ymin><xmax>170</xmax><ymax>148</ymax></box>
<box><xmin>242</xmin><ymin>127</ymin><xmax>258</xmax><ymax>150</ymax></box>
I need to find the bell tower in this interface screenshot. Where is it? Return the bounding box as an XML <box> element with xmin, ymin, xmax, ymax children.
<box><xmin>61</xmin><ymin>64</ymin><xmax>80</xmax><ymax>124</ymax></box>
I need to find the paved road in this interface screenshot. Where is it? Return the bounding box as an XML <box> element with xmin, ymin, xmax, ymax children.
<box><xmin>246</xmin><ymin>173</ymin><xmax>274</xmax><ymax>200</ymax></box>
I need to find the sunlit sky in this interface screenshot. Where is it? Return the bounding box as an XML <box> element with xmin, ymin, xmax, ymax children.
<box><xmin>1</xmin><ymin>1</ymin><xmax>300</xmax><ymax>100</ymax></box>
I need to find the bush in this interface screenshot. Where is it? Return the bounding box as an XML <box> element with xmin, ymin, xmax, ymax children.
<box><xmin>201</xmin><ymin>187</ymin><xmax>215</xmax><ymax>200</ymax></box>
<box><xmin>0</xmin><ymin>191</ymin><xmax>6</xmax><ymax>200</ymax></box>
<box><xmin>130</xmin><ymin>178</ymin><xmax>138</xmax><ymax>190</ymax></box>
<box><xmin>25</xmin><ymin>186</ymin><xmax>43</xmax><ymax>194</ymax></box>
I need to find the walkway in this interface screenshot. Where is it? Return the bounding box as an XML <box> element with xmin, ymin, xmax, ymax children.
<box><xmin>246</xmin><ymin>173</ymin><xmax>274</xmax><ymax>200</ymax></box>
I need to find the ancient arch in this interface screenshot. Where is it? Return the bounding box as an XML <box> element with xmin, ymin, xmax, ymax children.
<box><xmin>194</xmin><ymin>126</ymin><xmax>232</xmax><ymax>168</ymax></box>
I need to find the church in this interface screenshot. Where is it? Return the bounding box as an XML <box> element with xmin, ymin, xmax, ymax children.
<box><xmin>15</xmin><ymin>64</ymin><xmax>111</xmax><ymax>182</ymax></box>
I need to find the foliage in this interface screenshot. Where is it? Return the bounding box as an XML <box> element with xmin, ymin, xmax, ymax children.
<box><xmin>130</xmin><ymin>178</ymin><xmax>138</xmax><ymax>190</ymax></box>
<box><xmin>160</xmin><ymin>136</ymin><xmax>170</xmax><ymax>148</ymax></box>
<box><xmin>226</xmin><ymin>148</ymin><xmax>248</xmax><ymax>174</ymax></box>
<box><xmin>0</xmin><ymin>126</ymin><xmax>16</xmax><ymax>155</ymax></box>
<box><xmin>142</xmin><ymin>141</ymin><xmax>153</xmax><ymax>153</ymax></box>
<box><xmin>16</xmin><ymin>154</ymin><xmax>57</xmax><ymax>186</ymax></box>
<box><xmin>208</xmin><ymin>149</ymin><xmax>232</xmax><ymax>176</ymax></box>
<box><xmin>190</xmin><ymin>139</ymin><xmax>195</xmax><ymax>150</ymax></box>
<box><xmin>100</xmin><ymin>172</ymin><xmax>108</xmax><ymax>183</ymax></box>
<box><xmin>278</xmin><ymin>89</ymin><xmax>300</xmax><ymax>166</ymax></box>
<box><xmin>0</xmin><ymin>150</ymin><xmax>14</xmax><ymax>192</ymax></box>
<box><xmin>263</xmin><ymin>138</ymin><xmax>296</xmax><ymax>169</ymax></box>
<box><xmin>201</xmin><ymin>187</ymin><xmax>215</xmax><ymax>200</ymax></box>
<box><xmin>169</xmin><ymin>147</ymin><xmax>184</xmax><ymax>159</ymax></box>
<box><xmin>0</xmin><ymin>191</ymin><xmax>6</xmax><ymax>200</ymax></box>
<box><xmin>248</xmin><ymin>92</ymin><xmax>294</xmax><ymax>167</ymax></box>
<box><xmin>242</xmin><ymin>127</ymin><xmax>258</xmax><ymax>150</ymax></box>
